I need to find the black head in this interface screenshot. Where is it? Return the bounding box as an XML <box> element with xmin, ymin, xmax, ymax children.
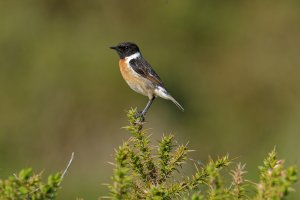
<box><xmin>110</xmin><ymin>42</ymin><xmax>140</xmax><ymax>59</ymax></box>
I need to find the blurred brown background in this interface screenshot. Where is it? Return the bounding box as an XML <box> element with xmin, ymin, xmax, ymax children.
<box><xmin>0</xmin><ymin>0</ymin><xmax>299</xmax><ymax>199</ymax></box>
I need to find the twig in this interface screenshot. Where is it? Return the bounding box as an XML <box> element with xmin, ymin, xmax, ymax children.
<box><xmin>59</xmin><ymin>152</ymin><xmax>75</xmax><ymax>185</ymax></box>
<box><xmin>28</xmin><ymin>152</ymin><xmax>75</xmax><ymax>196</ymax></box>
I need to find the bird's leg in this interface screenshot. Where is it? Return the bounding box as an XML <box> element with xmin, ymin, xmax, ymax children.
<box><xmin>135</xmin><ymin>96</ymin><xmax>155</xmax><ymax>123</ymax></box>
<box><xmin>141</xmin><ymin>96</ymin><xmax>155</xmax><ymax>116</ymax></box>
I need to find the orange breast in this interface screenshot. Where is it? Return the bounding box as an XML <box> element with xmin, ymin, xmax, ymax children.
<box><xmin>119</xmin><ymin>59</ymin><xmax>132</xmax><ymax>81</ymax></box>
<box><xmin>119</xmin><ymin>59</ymin><xmax>154</xmax><ymax>97</ymax></box>
<box><xmin>119</xmin><ymin>59</ymin><xmax>143</xmax><ymax>86</ymax></box>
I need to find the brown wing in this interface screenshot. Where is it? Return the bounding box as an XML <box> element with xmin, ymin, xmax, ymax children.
<box><xmin>129</xmin><ymin>57</ymin><xmax>164</xmax><ymax>87</ymax></box>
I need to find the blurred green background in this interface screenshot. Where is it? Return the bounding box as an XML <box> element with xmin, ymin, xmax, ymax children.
<box><xmin>1</xmin><ymin>0</ymin><xmax>299</xmax><ymax>199</ymax></box>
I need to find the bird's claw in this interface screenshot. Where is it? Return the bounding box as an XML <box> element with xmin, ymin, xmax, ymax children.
<box><xmin>134</xmin><ymin>111</ymin><xmax>145</xmax><ymax>124</ymax></box>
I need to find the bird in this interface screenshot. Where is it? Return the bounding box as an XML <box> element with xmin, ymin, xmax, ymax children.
<box><xmin>110</xmin><ymin>42</ymin><xmax>184</xmax><ymax>117</ymax></box>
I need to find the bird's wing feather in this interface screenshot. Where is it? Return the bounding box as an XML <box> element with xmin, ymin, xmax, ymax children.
<box><xmin>129</xmin><ymin>57</ymin><xmax>164</xmax><ymax>86</ymax></box>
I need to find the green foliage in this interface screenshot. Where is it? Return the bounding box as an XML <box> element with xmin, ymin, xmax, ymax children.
<box><xmin>254</xmin><ymin>148</ymin><xmax>298</xmax><ymax>200</ymax></box>
<box><xmin>0</xmin><ymin>168</ymin><xmax>62</xmax><ymax>200</ymax></box>
<box><xmin>107</xmin><ymin>108</ymin><xmax>298</xmax><ymax>200</ymax></box>
<box><xmin>0</xmin><ymin>109</ymin><xmax>297</xmax><ymax>199</ymax></box>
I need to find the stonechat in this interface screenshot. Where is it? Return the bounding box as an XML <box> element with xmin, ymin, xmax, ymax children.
<box><xmin>110</xmin><ymin>42</ymin><xmax>184</xmax><ymax>117</ymax></box>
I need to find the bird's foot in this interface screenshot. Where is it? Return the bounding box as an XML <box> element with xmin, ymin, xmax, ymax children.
<box><xmin>134</xmin><ymin>111</ymin><xmax>145</xmax><ymax>125</ymax></box>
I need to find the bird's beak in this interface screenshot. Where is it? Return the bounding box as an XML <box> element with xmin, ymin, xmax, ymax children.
<box><xmin>110</xmin><ymin>46</ymin><xmax>118</xmax><ymax>50</ymax></box>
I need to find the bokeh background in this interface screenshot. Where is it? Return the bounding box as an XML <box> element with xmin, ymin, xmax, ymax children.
<box><xmin>1</xmin><ymin>0</ymin><xmax>299</xmax><ymax>199</ymax></box>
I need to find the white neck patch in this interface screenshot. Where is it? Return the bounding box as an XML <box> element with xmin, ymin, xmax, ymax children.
<box><xmin>125</xmin><ymin>52</ymin><xmax>141</xmax><ymax>63</ymax></box>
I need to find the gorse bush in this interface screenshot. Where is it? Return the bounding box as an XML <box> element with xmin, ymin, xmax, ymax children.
<box><xmin>0</xmin><ymin>168</ymin><xmax>61</xmax><ymax>200</ymax></box>
<box><xmin>107</xmin><ymin>108</ymin><xmax>297</xmax><ymax>200</ymax></box>
<box><xmin>0</xmin><ymin>108</ymin><xmax>297</xmax><ymax>199</ymax></box>
<box><xmin>0</xmin><ymin>153</ymin><xmax>73</xmax><ymax>200</ymax></box>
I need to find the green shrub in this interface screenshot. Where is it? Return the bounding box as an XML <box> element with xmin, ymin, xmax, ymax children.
<box><xmin>0</xmin><ymin>168</ymin><xmax>61</xmax><ymax>200</ymax></box>
<box><xmin>0</xmin><ymin>109</ymin><xmax>297</xmax><ymax>199</ymax></box>
<box><xmin>107</xmin><ymin>108</ymin><xmax>297</xmax><ymax>200</ymax></box>
<box><xmin>0</xmin><ymin>153</ymin><xmax>73</xmax><ymax>200</ymax></box>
